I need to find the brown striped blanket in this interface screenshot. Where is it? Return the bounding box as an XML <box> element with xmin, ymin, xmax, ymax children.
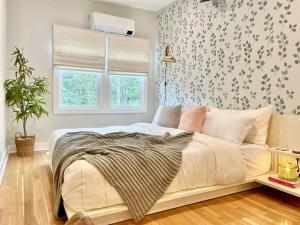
<box><xmin>52</xmin><ymin>131</ymin><xmax>193</xmax><ymax>222</ymax></box>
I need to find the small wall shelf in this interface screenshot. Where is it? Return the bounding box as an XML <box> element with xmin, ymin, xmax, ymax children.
<box><xmin>267</xmin><ymin>148</ymin><xmax>300</xmax><ymax>158</ymax></box>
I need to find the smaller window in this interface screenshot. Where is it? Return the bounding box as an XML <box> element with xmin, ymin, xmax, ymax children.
<box><xmin>58</xmin><ymin>69</ymin><xmax>100</xmax><ymax>109</ymax></box>
<box><xmin>110</xmin><ymin>75</ymin><xmax>146</xmax><ymax>109</ymax></box>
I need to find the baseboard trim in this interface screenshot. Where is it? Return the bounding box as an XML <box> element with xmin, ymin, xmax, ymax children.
<box><xmin>0</xmin><ymin>149</ymin><xmax>9</xmax><ymax>185</ymax></box>
<box><xmin>7</xmin><ymin>142</ymin><xmax>48</xmax><ymax>153</ymax></box>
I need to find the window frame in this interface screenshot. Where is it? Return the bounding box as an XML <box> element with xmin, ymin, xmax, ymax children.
<box><xmin>53</xmin><ymin>66</ymin><xmax>148</xmax><ymax>114</ymax></box>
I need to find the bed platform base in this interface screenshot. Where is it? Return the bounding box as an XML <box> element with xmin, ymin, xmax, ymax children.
<box><xmin>85</xmin><ymin>179</ymin><xmax>261</xmax><ymax>225</ymax></box>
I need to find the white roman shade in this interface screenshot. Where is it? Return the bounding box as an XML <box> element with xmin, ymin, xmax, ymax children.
<box><xmin>53</xmin><ymin>24</ymin><xmax>105</xmax><ymax>70</ymax></box>
<box><xmin>108</xmin><ymin>34</ymin><xmax>150</xmax><ymax>75</ymax></box>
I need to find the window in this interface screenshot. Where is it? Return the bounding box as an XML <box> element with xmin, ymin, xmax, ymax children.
<box><xmin>59</xmin><ymin>69</ymin><xmax>100</xmax><ymax>109</ymax></box>
<box><xmin>110</xmin><ymin>75</ymin><xmax>145</xmax><ymax>108</ymax></box>
<box><xmin>53</xmin><ymin>67</ymin><xmax>147</xmax><ymax>114</ymax></box>
<box><xmin>52</xmin><ymin>25</ymin><xmax>149</xmax><ymax>114</ymax></box>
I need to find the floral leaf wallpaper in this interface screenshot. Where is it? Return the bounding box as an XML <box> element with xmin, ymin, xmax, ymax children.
<box><xmin>157</xmin><ymin>0</ymin><xmax>300</xmax><ymax>114</ymax></box>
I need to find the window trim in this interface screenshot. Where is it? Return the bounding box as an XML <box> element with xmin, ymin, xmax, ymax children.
<box><xmin>53</xmin><ymin>66</ymin><xmax>148</xmax><ymax>115</ymax></box>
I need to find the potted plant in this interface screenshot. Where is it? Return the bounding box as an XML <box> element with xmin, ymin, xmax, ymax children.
<box><xmin>4</xmin><ymin>47</ymin><xmax>48</xmax><ymax>157</ymax></box>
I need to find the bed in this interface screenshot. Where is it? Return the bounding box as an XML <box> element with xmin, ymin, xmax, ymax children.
<box><xmin>48</xmin><ymin>123</ymin><xmax>271</xmax><ymax>225</ymax></box>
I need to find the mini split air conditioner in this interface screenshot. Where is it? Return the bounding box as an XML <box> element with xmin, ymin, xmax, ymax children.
<box><xmin>90</xmin><ymin>12</ymin><xmax>135</xmax><ymax>36</ymax></box>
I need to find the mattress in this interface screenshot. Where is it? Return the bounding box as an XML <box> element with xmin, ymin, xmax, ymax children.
<box><xmin>48</xmin><ymin>123</ymin><xmax>271</xmax><ymax>217</ymax></box>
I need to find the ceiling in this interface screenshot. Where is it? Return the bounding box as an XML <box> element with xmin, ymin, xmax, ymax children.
<box><xmin>94</xmin><ymin>0</ymin><xmax>175</xmax><ymax>12</ymax></box>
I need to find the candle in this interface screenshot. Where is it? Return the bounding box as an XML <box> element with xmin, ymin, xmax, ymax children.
<box><xmin>278</xmin><ymin>163</ymin><xmax>298</xmax><ymax>182</ymax></box>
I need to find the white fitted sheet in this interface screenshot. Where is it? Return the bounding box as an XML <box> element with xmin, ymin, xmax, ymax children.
<box><xmin>48</xmin><ymin>123</ymin><xmax>270</xmax><ymax>216</ymax></box>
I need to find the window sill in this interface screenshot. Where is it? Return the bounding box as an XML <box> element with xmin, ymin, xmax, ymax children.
<box><xmin>52</xmin><ymin>108</ymin><xmax>148</xmax><ymax>115</ymax></box>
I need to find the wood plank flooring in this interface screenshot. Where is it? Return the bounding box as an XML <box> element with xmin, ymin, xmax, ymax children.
<box><xmin>0</xmin><ymin>152</ymin><xmax>299</xmax><ymax>225</ymax></box>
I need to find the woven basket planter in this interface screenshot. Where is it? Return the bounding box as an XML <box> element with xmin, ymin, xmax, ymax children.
<box><xmin>15</xmin><ymin>133</ymin><xmax>35</xmax><ymax>157</ymax></box>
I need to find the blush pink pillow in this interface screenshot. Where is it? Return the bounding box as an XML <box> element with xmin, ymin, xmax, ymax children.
<box><xmin>178</xmin><ymin>106</ymin><xmax>207</xmax><ymax>132</ymax></box>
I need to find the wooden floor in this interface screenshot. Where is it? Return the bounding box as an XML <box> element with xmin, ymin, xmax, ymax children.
<box><xmin>0</xmin><ymin>152</ymin><xmax>300</xmax><ymax>225</ymax></box>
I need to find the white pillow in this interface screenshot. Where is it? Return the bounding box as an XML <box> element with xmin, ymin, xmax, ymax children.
<box><xmin>211</xmin><ymin>106</ymin><xmax>272</xmax><ymax>145</ymax></box>
<box><xmin>202</xmin><ymin>111</ymin><xmax>256</xmax><ymax>144</ymax></box>
<box><xmin>152</xmin><ymin>106</ymin><xmax>161</xmax><ymax>124</ymax></box>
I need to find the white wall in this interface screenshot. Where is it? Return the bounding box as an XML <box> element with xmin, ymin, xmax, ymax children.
<box><xmin>7</xmin><ymin>0</ymin><xmax>158</xmax><ymax>144</ymax></box>
<box><xmin>0</xmin><ymin>0</ymin><xmax>7</xmax><ymax>157</ymax></box>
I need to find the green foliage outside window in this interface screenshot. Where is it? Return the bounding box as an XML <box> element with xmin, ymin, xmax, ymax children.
<box><xmin>111</xmin><ymin>76</ymin><xmax>143</xmax><ymax>107</ymax></box>
<box><xmin>60</xmin><ymin>70</ymin><xmax>98</xmax><ymax>107</ymax></box>
<box><xmin>58</xmin><ymin>70</ymin><xmax>144</xmax><ymax>109</ymax></box>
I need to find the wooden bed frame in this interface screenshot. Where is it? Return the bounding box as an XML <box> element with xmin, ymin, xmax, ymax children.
<box><xmin>69</xmin><ymin>114</ymin><xmax>298</xmax><ymax>225</ymax></box>
<box><xmin>84</xmin><ymin>179</ymin><xmax>261</xmax><ymax>225</ymax></box>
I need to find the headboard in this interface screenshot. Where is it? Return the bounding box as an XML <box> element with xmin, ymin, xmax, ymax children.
<box><xmin>267</xmin><ymin>114</ymin><xmax>300</xmax><ymax>150</ymax></box>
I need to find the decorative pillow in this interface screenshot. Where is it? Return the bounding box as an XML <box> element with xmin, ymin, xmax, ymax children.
<box><xmin>210</xmin><ymin>106</ymin><xmax>272</xmax><ymax>145</ymax></box>
<box><xmin>152</xmin><ymin>105</ymin><xmax>182</xmax><ymax>128</ymax></box>
<box><xmin>178</xmin><ymin>106</ymin><xmax>207</xmax><ymax>132</ymax></box>
<box><xmin>202</xmin><ymin>111</ymin><xmax>256</xmax><ymax>144</ymax></box>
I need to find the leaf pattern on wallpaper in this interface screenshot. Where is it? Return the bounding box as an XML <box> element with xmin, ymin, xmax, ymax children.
<box><xmin>157</xmin><ymin>0</ymin><xmax>300</xmax><ymax>114</ymax></box>
<box><xmin>294</xmin><ymin>42</ymin><xmax>300</xmax><ymax>64</ymax></box>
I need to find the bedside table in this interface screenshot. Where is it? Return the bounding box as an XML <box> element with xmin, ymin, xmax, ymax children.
<box><xmin>255</xmin><ymin>147</ymin><xmax>300</xmax><ymax>197</ymax></box>
<box><xmin>256</xmin><ymin>174</ymin><xmax>300</xmax><ymax>197</ymax></box>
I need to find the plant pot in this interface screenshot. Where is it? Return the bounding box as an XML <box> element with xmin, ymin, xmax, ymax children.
<box><xmin>15</xmin><ymin>133</ymin><xmax>35</xmax><ymax>157</ymax></box>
